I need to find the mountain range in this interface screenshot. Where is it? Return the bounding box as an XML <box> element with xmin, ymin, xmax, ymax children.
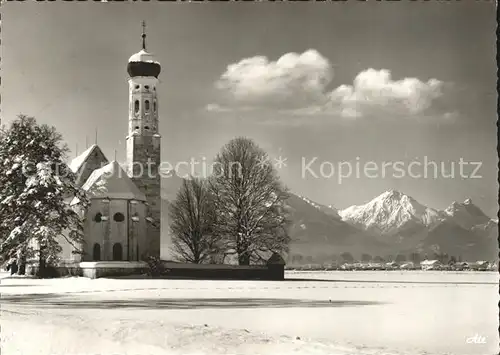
<box><xmin>161</xmin><ymin>175</ymin><xmax>498</xmax><ymax>264</ymax></box>
<box><xmin>337</xmin><ymin>190</ymin><xmax>497</xmax><ymax>262</ymax></box>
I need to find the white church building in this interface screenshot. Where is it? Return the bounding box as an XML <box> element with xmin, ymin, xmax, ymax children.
<box><xmin>62</xmin><ymin>24</ymin><xmax>162</xmax><ymax>264</ymax></box>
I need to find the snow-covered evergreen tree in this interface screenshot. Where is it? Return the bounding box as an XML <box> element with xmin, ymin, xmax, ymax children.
<box><xmin>0</xmin><ymin>115</ymin><xmax>89</xmax><ymax>277</ymax></box>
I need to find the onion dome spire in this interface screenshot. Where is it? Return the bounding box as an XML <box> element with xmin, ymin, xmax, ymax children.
<box><xmin>127</xmin><ymin>21</ymin><xmax>161</xmax><ymax>78</ymax></box>
<box><xmin>142</xmin><ymin>20</ymin><xmax>146</xmax><ymax>50</ymax></box>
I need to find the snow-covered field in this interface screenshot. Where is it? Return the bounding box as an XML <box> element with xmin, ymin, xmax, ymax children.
<box><xmin>1</xmin><ymin>271</ymin><xmax>498</xmax><ymax>355</ymax></box>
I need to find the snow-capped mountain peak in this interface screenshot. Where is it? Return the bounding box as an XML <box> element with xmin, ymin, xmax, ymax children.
<box><xmin>443</xmin><ymin>198</ymin><xmax>491</xmax><ymax>230</ymax></box>
<box><xmin>338</xmin><ymin>190</ymin><xmax>440</xmax><ymax>234</ymax></box>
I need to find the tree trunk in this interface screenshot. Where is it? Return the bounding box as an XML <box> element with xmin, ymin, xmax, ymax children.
<box><xmin>238</xmin><ymin>252</ymin><xmax>250</xmax><ymax>265</ymax></box>
<box><xmin>10</xmin><ymin>261</ymin><xmax>18</xmax><ymax>275</ymax></box>
<box><xmin>37</xmin><ymin>245</ymin><xmax>46</xmax><ymax>278</ymax></box>
<box><xmin>16</xmin><ymin>249</ymin><xmax>26</xmax><ymax>276</ymax></box>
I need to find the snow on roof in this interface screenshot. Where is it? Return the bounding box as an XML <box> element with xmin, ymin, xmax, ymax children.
<box><xmin>421</xmin><ymin>259</ymin><xmax>440</xmax><ymax>265</ymax></box>
<box><xmin>69</xmin><ymin>144</ymin><xmax>100</xmax><ymax>173</ymax></box>
<box><xmin>128</xmin><ymin>49</ymin><xmax>160</xmax><ymax>64</ymax></box>
<box><xmin>71</xmin><ymin>161</ymin><xmax>146</xmax><ymax>204</ymax></box>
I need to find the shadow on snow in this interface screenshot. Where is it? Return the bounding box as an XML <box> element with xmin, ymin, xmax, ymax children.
<box><xmin>1</xmin><ymin>294</ymin><xmax>386</xmax><ymax>310</ymax></box>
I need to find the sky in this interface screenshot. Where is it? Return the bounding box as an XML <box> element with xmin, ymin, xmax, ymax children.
<box><xmin>2</xmin><ymin>2</ymin><xmax>498</xmax><ymax>216</ymax></box>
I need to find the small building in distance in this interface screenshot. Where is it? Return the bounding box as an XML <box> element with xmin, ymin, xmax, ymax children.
<box><xmin>420</xmin><ymin>259</ymin><xmax>442</xmax><ymax>271</ymax></box>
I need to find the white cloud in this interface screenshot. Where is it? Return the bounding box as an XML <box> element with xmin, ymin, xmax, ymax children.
<box><xmin>328</xmin><ymin>69</ymin><xmax>444</xmax><ymax>118</ymax></box>
<box><xmin>214</xmin><ymin>49</ymin><xmax>331</xmax><ymax>109</ymax></box>
<box><xmin>209</xmin><ymin>50</ymin><xmax>447</xmax><ymax>120</ymax></box>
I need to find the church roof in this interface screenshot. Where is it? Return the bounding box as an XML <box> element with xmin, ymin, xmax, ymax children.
<box><xmin>69</xmin><ymin>144</ymin><xmax>102</xmax><ymax>173</ymax></box>
<box><xmin>72</xmin><ymin>161</ymin><xmax>146</xmax><ymax>204</ymax></box>
<box><xmin>128</xmin><ymin>49</ymin><xmax>160</xmax><ymax>64</ymax></box>
<box><xmin>127</xmin><ymin>23</ymin><xmax>161</xmax><ymax>78</ymax></box>
<box><xmin>127</xmin><ymin>50</ymin><xmax>161</xmax><ymax>78</ymax></box>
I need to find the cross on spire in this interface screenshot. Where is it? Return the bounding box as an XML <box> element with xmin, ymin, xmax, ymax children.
<box><xmin>141</xmin><ymin>20</ymin><xmax>146</xmax><ymax>50</ymax></box>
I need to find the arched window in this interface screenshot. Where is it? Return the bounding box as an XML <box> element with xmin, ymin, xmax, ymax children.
<box><xmin>135</xmin><ymin>85</ymin><xmax>140</xmax><ymax>90</ymax></box>
<box><xmin>92</xmin><ymin>243</ymin><xmax>101</xmax><ymax>261</ymax></box>
<box><xmin>94</xmin><ymin>213</ymin><xmax>102</xmax><ymax>223</ymax></box>
<box><xmin>134</xmin><ymin>100</ymin><xmax>139</xmax><ymax>113</ymax></box>
<box><xmin>113</xmin><ymin>212</ymin><xmax>125</xmax><ymax>222</ymax></box>
<box><xmin>113</xmin><ymin>243</ymin><xmax>123</xmax><ymax>261</ymax></box>
<box><xmin>145</xmin><ymin>85</ymin><xmax>149</xmax><ymax>90</ymax></box>
<box><xmin>153</xmin><ymin>101</ymin><xmax>157</xmax><ymax>112</ymax></box>
<box><xmin>145</xmin><ymin>100</ymin><xmax>150</xmax><ymax>112</ymax></box>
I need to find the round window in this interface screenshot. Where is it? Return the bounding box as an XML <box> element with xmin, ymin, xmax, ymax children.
<box><xmin>113</xmin><ymin>212</ymin><xmax>125</xmax><ymax>222</ymax></box>
<box><xmin>94</xmin><ymin>213</ymin><xmax>103</xmax><ymax>223</ymax></box>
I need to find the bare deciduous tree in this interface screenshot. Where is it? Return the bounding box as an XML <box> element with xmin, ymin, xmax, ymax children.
<box><xmin>209</xmin><ymin>137</ymin><xmax>291</xmax><ymax>265</ymax></box>
<box><xmin>169</xmin><ymin>177</ymin><xmax>219</xmax><ymax>264</ymax></box>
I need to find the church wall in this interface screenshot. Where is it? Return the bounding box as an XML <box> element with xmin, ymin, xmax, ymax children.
<box><xmin>109</xmin><ymin>199</ymin><xmax>129</xmax><ymax>261</ymax></box>
<box><xmin>57</xmin><ymin>231</ymin><xmax>81</xmax><ymax>263</ymax></box>
<box><xmin>128</xmin><ymin>201</ymin><xmax>147</xmax><ymax>261</ymax></box>
<box><xmin>161</xmin><ymin>198</ymin><xmax>173</xmax><ymax>261</ymax></box>
<box><xmin>80</xmin><ymin>199</ymin><xmax>148</xmax><ymax>262</ymax></box>
<box><xmin>83</xmin><ymin>199</ymin><xmax>109</xmax><ymax>261</ymax></box>
<box><xmin>127</xmin><ymin>134</ymin><xmax>161</xmax><ymax>258</ymax></box>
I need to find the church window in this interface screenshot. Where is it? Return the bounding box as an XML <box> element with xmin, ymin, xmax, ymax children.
<box><xmin>92</xmin><ymin>243</ymin><xmax>101</xmax><ymax>261</ymax></box>
<box><xmin>113</xmin><ymin>212</ymin><xmax>125</xmax><ymax>222</ymax></box>
<box><xmin>145</xmin><ymin>100</ymin><xmax>150</xmax><ymax>112</ymax></box>
<box><xmin>135</xmin><ymin>85</ymin><xmax>140</xmax><ymax>90</ymax></box>
<box><xmin>94</xmin><ymin>213</ymin><xmax>103</xmax><ymax>223</ymax></box>
<box><xmin>113</xmin><ymin>243</ymin><xmax>123</xmax><ymax>261</ymax></box>
<box><xmin>134</xmin><ymin>100</ymin><xmax>139</xmax><ymax>113</ymax></box>
<box><xmin>153</xmin><ymin>101</ymin><xmax>157</xmax><ymax>112</ymax></box>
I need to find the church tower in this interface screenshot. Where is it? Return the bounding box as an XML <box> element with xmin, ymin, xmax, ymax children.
<box><xmin>126</xmin><ymin>22</ymin><xmax>161</xmax><ymax>258</ymax></box>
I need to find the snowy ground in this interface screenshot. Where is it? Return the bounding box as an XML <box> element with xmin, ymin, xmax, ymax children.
<box><xmin>1</xmin><ymin>271</ymin><xmax>498</xmax><ymax>355</ymax></box>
